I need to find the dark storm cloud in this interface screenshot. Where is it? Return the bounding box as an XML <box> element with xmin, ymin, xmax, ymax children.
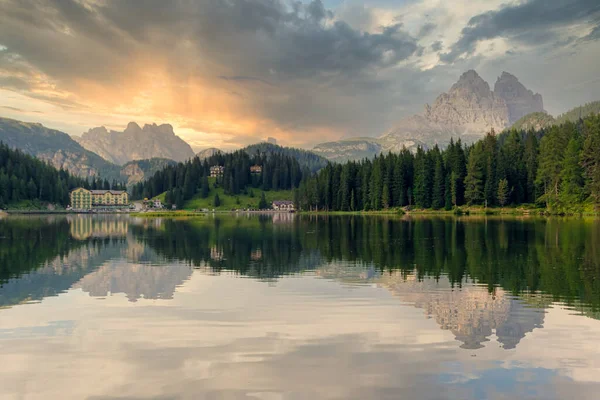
<box><xmin>0</xmin><ymin>0</ymin><xmax>422</xmax><ymax>138</ymax></box>
<box><xmin>0</xmin><ymin>0</ymin><xmax>598</xmax><ymax>144</ymax></box>
<box><xmin>418</xmin><ymin>22</ymin><xmax>436</xmax><ymax>38</ymax></box>
<box><xmin>0</xmin><ymin>0</ymin><xmax>420</xmax><ymax>77</ymax></box>
<box><xmin>441</xmin><ymin>0</ymin><xmax>600</xmax><ymax>62</ymax></box>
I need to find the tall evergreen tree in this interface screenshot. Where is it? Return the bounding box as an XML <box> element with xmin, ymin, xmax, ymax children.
<box><xmin>559</xmin><ymin>134</ymin><xmax>585</xmax><ymax>206</ymax></box>
<box><xmin>497</xmin><ymin>178</ymin><xmax>510</xmax><ymax>207</ymax></box>
<box><xmin>432</xmin><ymin>154</ymin><xmax>445</xmax><ymax>209</ymax></box>
<box><xmin>465</xmin><ymin>143</ymin><xmax>485</xmax><ymax>205</ymax></box>
<box><xmin>582</xmin><ymin>115</ymin><xmax>600</xmax><ymax>206</ymax></box>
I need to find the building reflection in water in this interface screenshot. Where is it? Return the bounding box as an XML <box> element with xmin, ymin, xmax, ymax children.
<box><xmin>68</xmin><ymin>215</ymin><xmax>130</xmax><ymax>240</ymax></box>
<box><xmin>1</xmin><ymin>214</ymin><xmax>598</xmax><ymax>353</ymax></box>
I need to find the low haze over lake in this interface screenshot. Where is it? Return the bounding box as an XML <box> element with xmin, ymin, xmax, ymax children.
<box><xmin>1</xmin><ymin>214</ymin><xmax>599</xmax><ymax>399</ymax></box>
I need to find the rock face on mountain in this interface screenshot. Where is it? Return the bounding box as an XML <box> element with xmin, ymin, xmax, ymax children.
<box><xmin>75</xmin><ymin>122</ymin><xmax>195</xmax><ymax>165</ymax></box>
<box><xmin>494</xmin><ymin>72</ymin><xmax>544</xmax><ymax>124</ymax></box>
<box><xmin>0</xmin><ymin>117</ymin><xmax>177</xmax><ymax>184</ymax></box>
<box><xmin>313</xmin><ymin>70</ymin><xmax>544</xmax><ymax>162</ymax></box>
<box><xmin>425</xmin><ymin>70</ymin><xmax>509</xmax><ymax>131</ymax></box>
<box><xmin>120</xmin><ymin>158</ymin><xmax>176</xmax><ymax>186</ymax></box>
<box><xmin>0</xmin><ymin>117</ymin><xmax>121</xmax><ymax>178</ymax></box>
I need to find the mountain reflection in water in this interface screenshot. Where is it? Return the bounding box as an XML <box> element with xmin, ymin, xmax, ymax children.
<box><xmin>0</xmin><ymin>214</ymin><xmax>599</xmax><ymax>399</ymax></box>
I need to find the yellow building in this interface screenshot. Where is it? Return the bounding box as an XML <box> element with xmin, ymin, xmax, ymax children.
<box><xmin>70</xmin><ymin>188</ymin><xmax>129</xmax><ymax>210</ymax></box>
<box><xmin>70</xmin><ymin>187</ymin><xmax>92</xmax><ymax>210</ymax></box>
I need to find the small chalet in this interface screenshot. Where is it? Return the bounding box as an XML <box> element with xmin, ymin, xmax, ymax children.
<box><xmin>250</xmin><ymin>165</ymin><xmax>262</xmax><ymax>174</ymax></box>
<box><xmin>272</xmin><ymin>200</ymin><xmax>295</xmax><ymax>212</ymax></box>
<box><xmin>210</xmin><ymin>165</ymin><xmax>224</xmax><ymax>177</ymax></box>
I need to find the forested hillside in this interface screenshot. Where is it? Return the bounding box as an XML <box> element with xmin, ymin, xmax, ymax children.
<box><xmin>0</xmin><ymin>142</ymin><xmax>88</xmax><ymax>207</ymax></box>
<box><xmin>243</xmin><ymin>142</ymin><xmax>329</xmax><ymax>172</ymax></box>
<box><xmin>0</xmin><ymin>117</ymin><xmax>122</xmax><ymax>180</ymax></box>
<box><xmin>131</xmin><ymin>149</ymin><xmax>307</xmax><ymax>208</ymax></box>
<box><xmin>295</xmin><ymin>114</ymin><xmax>600</xmax><ymax>213</ymax></box>
<box><xmin>556</xmin><ymin>101</ymin><xmax>600</xmax><ymax>125</ymax></box>
<box><xmin>510</xmin><ymin>101</ymin><xmax>600</xmax><ymax>132</ymax></box>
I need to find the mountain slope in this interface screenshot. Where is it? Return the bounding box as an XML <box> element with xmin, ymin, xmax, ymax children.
<box><xmin>0</xmin><ymin>117</ymin><xmax>176</xmax><ymax>185</ymax></box>
<box><xmin>120</xmin><ymin>158</ymin><xmax>177</xmax><ymax>186</ymax></box>
<box><xmin>243</xmin><ymin>142</ymin><xmax>329</xmax><ymax>172</ymax></box>
<box><xmin>312</xmin><ymin>138</ymin><xmax>383</xmax><ymax>162</ymax></box>
<box><xmin>511</xmin><ymin>112</ymin><xmax>556</xmax><ymax>131</ymax></box>
<box><xmin>75</xmin><ymin>122</ymin><xmax>195</xmax><ymax>164</ymax></box>
<box><xmin>556</xmin><ymin>101</ymin><xmax>600</xmax><ymax>124</ymax></box>
<box><xmin>510</xmin><ymin>101</ymin><xmax>600</xmax><ymax>131</ymax></box>
<box><xmin>0</xmin><ymin>117</ymin><xmax>121</xmax><ymax>179</ymax></box>
<box><xmin>313</xmin><ymin>70</ymin><xmax>544</xmax><ymax>161</ymax></box>
<box><xmin>196</xmin><ymin>148</ymin><xmax>222</xmax><ymax>160</ymax></box>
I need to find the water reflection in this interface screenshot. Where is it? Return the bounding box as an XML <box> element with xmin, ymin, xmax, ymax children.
<box><xmin>1</xmin><ymin>214</ymin><xmax>600</xmax><ymax>317</ymax></box>
<box><xmin>1</xmin><ymin>214</ymin><xmax>600</xmax><ymax>399</ymax></box>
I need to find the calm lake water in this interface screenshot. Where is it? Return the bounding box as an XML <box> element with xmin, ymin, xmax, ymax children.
<box><xmin>1</xmin><ymin>214</ymin><xmax>599</xmax><ymax>400</ymax></box>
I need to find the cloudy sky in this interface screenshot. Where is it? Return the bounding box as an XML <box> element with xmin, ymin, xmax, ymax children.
<box><xmin>0</xmin><ymin>0</ymin><xmax>599</xmax><ymax>151</ymax></box>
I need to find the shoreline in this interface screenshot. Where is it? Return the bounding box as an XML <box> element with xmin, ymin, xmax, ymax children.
<box><xmin>2</xmin><ymin>207</ymin><xmax>598</xmax><ymax>217</ymax></box>
<box><xmin>299</xmin><ymin>206</ymin><xmax>600</xmax><ymax>217</ymax></box>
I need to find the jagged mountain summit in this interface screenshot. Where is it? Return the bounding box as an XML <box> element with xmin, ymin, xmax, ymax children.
<box><xmin>494</xmin><ymin>72</ymin><xmax>544</xmax><ymax>124</ymax></box>
<box><xmin>0</xmin><ymin>116</ymin><xmax>120</xmax><ymax>178</ymax></box>
<box><xmin>313</xmin><ymin>70</ymin><xmax>544</xmax><ymax>162</ymax></box>
<box><xmin>75</xmin><ymin>122</ymin><xmax>195</xmax><ymax>165</ymax></box>
<box><xmin>0</xmin><ymin>117</ymin><xmax>178</xmax><ymax>183</ymax></box>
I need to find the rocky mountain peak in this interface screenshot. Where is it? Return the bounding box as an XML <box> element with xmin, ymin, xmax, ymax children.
<box><xmin>494</xmin><ymin>72</ymin><xmax>544</xmax><ymax>124</ymax></box>
<box><xmin>313</xmin><ymin>69</ymin><xmax>546</xmax><ymax>162</ymax></box>
<box><xmin>450</xmin><ymin>69</ymin><xmax>492</xmax><ymax>97</ymax></box>
<box><xmin>149</xmin><ymin>123</ymin><xmax>175</xmax><ymax>136</ymax></box>
<box><xmin>76</xmin><ymin>122</ymin><xmax>195</xmax><ymax>165</ymax></box>
<box><xmin>424</xmin><ymin>69</ymin><xmax>508</xmax><ymax>131</ymax></box>
<box><xmin>125</xmin><ymin>121</ymin><xmax>142</xmax><ymax>133</ymax></box>
<box><xmin>80</xmin><ymin>126</ymin><xmax>109</xmax><ymax>140</ymax></box>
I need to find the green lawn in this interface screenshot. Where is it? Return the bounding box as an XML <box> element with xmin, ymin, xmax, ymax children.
<box><xmin>153</xmin><ymin>179</ymin><xmax>294</xmax><ymax>210</ymax></box>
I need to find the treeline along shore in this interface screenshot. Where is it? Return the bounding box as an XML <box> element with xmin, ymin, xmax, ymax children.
<box><xmin>295</xmin><ymin>115</ymin><xmax>600</xmax><ymax>215</ymax></box>
<box><xmin>2</xmin><ymin>114</ymin><xmax>600</xmax><ymax>216</ymax></box>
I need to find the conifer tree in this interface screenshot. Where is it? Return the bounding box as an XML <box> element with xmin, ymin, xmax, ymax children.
<box><xmin>582</xmin><ymin>115</ymin><xmax>600</xmax><ymax>205</ymax></box>
<box><xmin>465</xmin><ymin>143</ymin><xmax>485</xmax><ymax>205</ymax></box>
<box><xmin>258</xmin><ymin>192</ymin><xmax>268</xmax><ymax>209</ymax></box>
<box><xmin>559</xmin><ymin>134</ymin><xmax>585</xmax><ymax>206</ymax></box>
<box><xmin>432</xmin><ymin>155</ymin><xmax>445</xmax><ymax>209</ymax></box>
<box><xmin>497</xmin><ymin>178</ymin><xmax>510</xmax><ymax>207</ymax></box>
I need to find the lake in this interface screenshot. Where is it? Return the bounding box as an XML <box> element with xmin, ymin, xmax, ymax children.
<box><xmin>1</xmin><ymin>214</ymin><xmax>599</xmax><ymax>399</ymax></box>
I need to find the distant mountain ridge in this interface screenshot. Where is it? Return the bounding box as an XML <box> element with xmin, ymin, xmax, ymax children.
<box><xmin>75</xmin><ymin>122</ymin><xmax>195</xmax><ymax>164</ymax></box>
<box><xmin>0</xmin><ymin>117</ymin><xmax>121</xmax><ymax>179</ymax></box>
<box><xmin>243</xmin><ymin>142</ymin><xmax>328</xmax><ymax>172</ymax></box>
<box><xmin>196</xmin><ymin>148</ymin><xmax>222</xmax><ymax>160</ymax></box>
<box><xmin>0</xmin><ymin>117</ymin><xmax>179</xmax><ymax>184</ymax></box>
<box><xmin>313</xmin><ymin>70</ymin><xmax>545</xmax><ymax>162</ymax></box>
<box><xmin>194</xmin><ymin>143</ymin><xmax>328</xmax><ymax>172</ymax></box>
<box><xmin>511</xmin><ymin>100</ymin><xmax>600</xmax><ymax>131</ymax></box>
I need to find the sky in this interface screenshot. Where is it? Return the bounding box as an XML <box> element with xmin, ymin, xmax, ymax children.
<box><xmin>0</xmin><ymin>0</ymin><xmax>599</xmax><ymax>151</ymax></box>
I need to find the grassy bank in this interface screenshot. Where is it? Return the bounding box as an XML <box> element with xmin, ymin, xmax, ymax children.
<box><xmin>2</xmin><ymin>200</ymin><xmax>65</xmax><ymax>211</ymax></box>
<box><xmin>130</xmin><ymin>211</ymin><xmax>207</xmax><ymax>217</ymax></box>
<box><xmin>302</xmin><ymin>204</ymin><xmax>600</xmax><ymax>217</ymax></box>
<box><xmin>152</xmin><ymin>179</ymin><xmax>294</xmax><ymax>211</ymax></box>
